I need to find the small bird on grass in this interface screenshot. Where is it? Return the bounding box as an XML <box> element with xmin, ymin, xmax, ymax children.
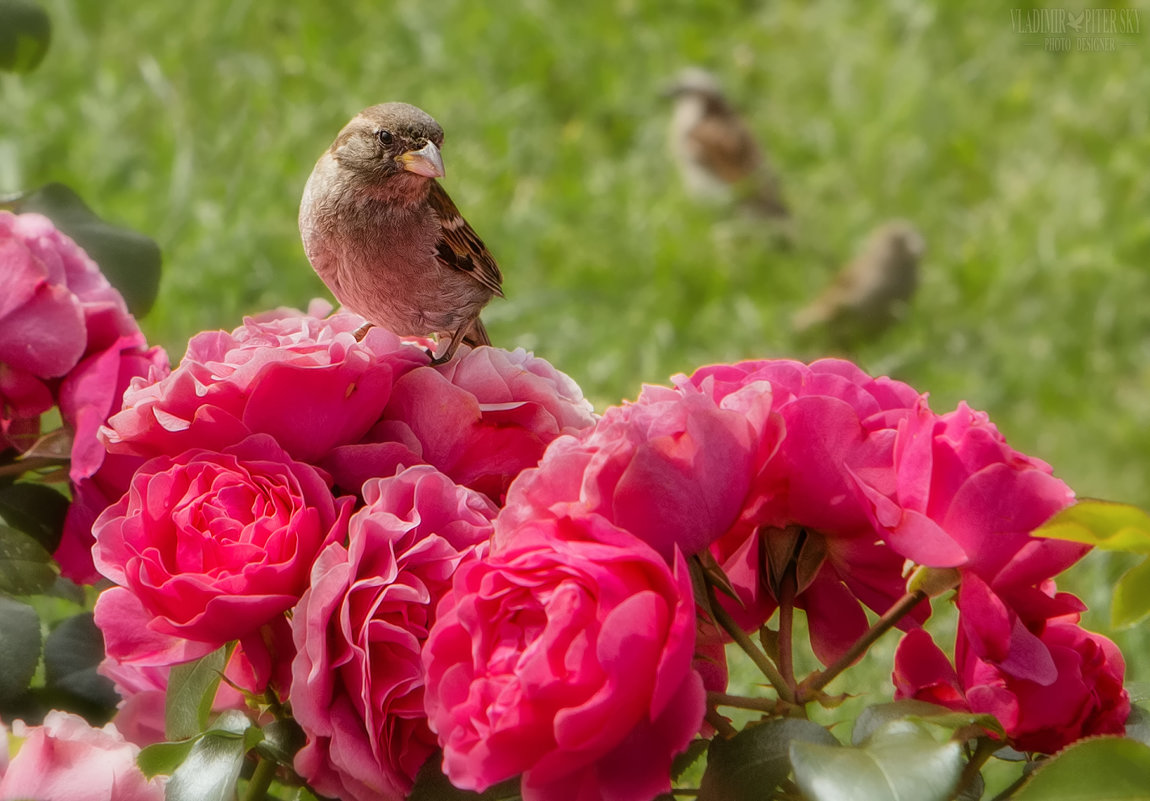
<box><xmin>664</xmin><ymin>67</ymin><xmax>788</xmax><ymax>219</ymax></box>
<box><xmin>792</xmin><ymin>220</ymin><xmax>925</xmax><ymax>344</ymax></box>
<box><xmin>299</xmin><ymin>102</ymin><xmax>503</xmax><ymax>364</ymax></box>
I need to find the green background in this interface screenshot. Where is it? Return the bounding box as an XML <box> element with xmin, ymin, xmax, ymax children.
<box><xmin>3</xmin><ymin>0</ymin><xmax>1148</xmax><ymax>682</ymax></box>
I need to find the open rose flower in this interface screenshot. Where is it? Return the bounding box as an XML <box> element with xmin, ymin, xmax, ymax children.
<box><xmin>93</xmin><ymin>433</ymin><xmax>351</xmax><ymax>673</ymax></box>
<box><xmin>322</xmin><ymin>344</ymin><xmax>596</xmax><ymax>504</ymax></box>
<box><xmin>894</xmin><ymin>616</ymin><xmax>1129</xmax><ymax>753</ymax></box>
<box><xmin>102</xmin><ymin>302</ymin><xmax>427</xmax><ymax>466</ymax></box>
<box><xmin>497</xmin><ymin>378</ymin><xmax>774</xmax><ymax>561</ymax></box>
<box><xmin>0</xmin><ymin>711</ymin><xmax>165</xmax><ymax>801</ymax></box>
<box><xmin>685</xmin><ymin>359</ymin><xmax>928</xmax><ymax>664</ymax></box>
<box><xmin>423</xmin><ymin>513</ymin><xmax>705</xmax><ymax>801</ymax></box>
<box><xmin>292</xmin><ymin>465</ymin><xmax>497</xmax><ymax>801</ymax></box>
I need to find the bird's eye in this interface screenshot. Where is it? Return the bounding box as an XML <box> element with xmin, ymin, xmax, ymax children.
<box><xmin>376</xmin><ymin>130</ymin><xmax>394</xmax><ymax>146</ymax></box>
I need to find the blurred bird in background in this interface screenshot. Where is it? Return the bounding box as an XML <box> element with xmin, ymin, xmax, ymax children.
<box><xmin>299</xmin><ymin>102</ymin><xmax>503</xmax><ymax>364</ymax></box>
<box><xmin>664</xmin><ymin>67</ymin><xmax>789</xmax><ymax>219</ymax></box>
<box><xmin>792</xmin><ymin>220</ymin><xmax>924</xmax><ymax>345</ymax></box>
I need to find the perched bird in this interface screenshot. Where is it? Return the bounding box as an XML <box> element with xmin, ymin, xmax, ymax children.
<box><xmin>299</xmin><ymin>102</ymin><xmax>503</xmax><ymax>364</ymax></box>
<box><xmin>792</xmin><ymin>220</ymin><xmax>925</xmax><ymax>343</ymax></box>
<box><xmin>664</xmin><ymin>67</ymin><xmax>788</xmax><ymax>218</ymax></box>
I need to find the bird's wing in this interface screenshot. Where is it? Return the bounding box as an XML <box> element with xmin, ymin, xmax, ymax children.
<box><xmin>427</xmin><ymin>181</ymin><xmax>505</xmax><ymax>298</ymax></box>
<box><xmin>688</xmin><ymin>114</ymin><xmax>760</xmax><ymax>184</ymax></box>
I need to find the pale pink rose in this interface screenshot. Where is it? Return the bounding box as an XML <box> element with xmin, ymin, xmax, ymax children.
<box><xmin>93</xmin><ymin>433</ymin><xmax>352</xmax><ymax>662</ymax></box>
<box><xmin>682</xmin><ymin>359</ymin><xmax>927</xmax><ymax>664</ymax></box>
<box><xmin>292</xmin><ymin>465</ymin><xmax>497</xmax><ymax>801</ymax></box>
<box><xmin>894</xmin><ymin>616</ymin><xmax>1129</xmax><ymax>753</ymax></box>
<box><xmin>423</xmin><ymin>513</ymin><xmax>705</xmax><ymax>801</ymax></box>
<box><xmin>0</xmin><ymin>711</ymin><xmax>164</xmax><ymax>801</ymax></box>
<box><xmin>323</xmin><ymin>345</ymin><xmax>595</xmax><ymax>504</ymax></box>
<box><xmin>497</xmin><ymin>379</ymin><xmax>774</xmax><ymax>561</ymax></box>
<box><xmin>102</xmin><ymin>306</ymin><xmax>428</xmax><ymax>466</ymax></box>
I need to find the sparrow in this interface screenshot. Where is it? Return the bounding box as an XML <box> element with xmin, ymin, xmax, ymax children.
<box><xmin>299</xmin><ymin>102</ymin><xmax>503</xmax><ymax>364</ymax></box>
<box><xmin>664</xmin><ymin>67</ymin><xmax>788</xmax><ymax>218</ymax></box>
<box><xmin>792</xmin><ymin>220</ymin><xmax>925</xmax><ymax>343</ymax></box>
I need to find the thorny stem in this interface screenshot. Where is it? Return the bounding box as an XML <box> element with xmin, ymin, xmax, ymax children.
<box><xmin>706</xmin><ymin>583</ymin><xmax>796</xmax><ymax>705</ymax></box>
<box><xmin>243</xmin><ymin>755</ymin><xmax>277</xmax><ymax>801</ymax></box>
<box><xmin>797</xmin><ymin>588</ymin><xmax>928</xmax><ymax>703</ymax></box>
<box><xmin>708</xmin><ymin>691</ymin><xmax>782</xmax><ymax>715</ymax></box>
<box><xmin>954</xmin><ymin>738</ymin><xmax>1000</xmax><ymax>800</ymax></box>
<box><xmin>776</xmin><ymin>567</ymin><xmax>798</xmax><ymax>695</ymax></box>
<box><xmin>705</xmin><ymin>707</ymin><xmax>738</xmax><ymax>739</ymax></box>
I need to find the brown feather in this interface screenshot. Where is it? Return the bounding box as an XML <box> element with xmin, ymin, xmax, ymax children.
<box><xmin>427</xmin><ymin>181</ymin><xmax>505</xmax><ymax>298</ymax></box>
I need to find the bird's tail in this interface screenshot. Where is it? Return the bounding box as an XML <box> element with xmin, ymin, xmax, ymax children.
<box><xmin>464</xmin><ymin>317</ymin><xmax>492</xmax><ymax>347</ymax></box>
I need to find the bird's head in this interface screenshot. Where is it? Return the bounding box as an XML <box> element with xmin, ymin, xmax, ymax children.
<box><xmin>662</xmin><ymin>67</ymin><xmax>725</xmax><ymax>102</ymax></box>
<box><xmin>330</xmin><ymin>102</ymin><xmax>446</xmax><ymax>194</ymax></box>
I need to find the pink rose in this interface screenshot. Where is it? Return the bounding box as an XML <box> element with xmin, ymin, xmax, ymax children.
<box><xmin>102</xmin><ymin>305</ymin><xmax>428</xmax><ymax>466</ymax></box>
<box><xmin>0</xmin><ymin>711</ymin><xmax>164</xmax><ymax>801</ymax></box>
<box><xmin>291</xmin><ymin>465</ymin><xmax>497</xmax><ymax>801</ymax></box>
<box><xmin>497</xmin><ymin>379</ymin><xmax>773</xmax><ymax>560</ymax></box>
<box><xmin>685</xmin><ymin>359</ymin><xmax>927</xmax><ymax>664</ymax></box>
<box><xmin>323</xmin><ymin>345</ymin><xmax>595</xmax><ymax>504</ymax></box>
<box><xmin>0</xmin><ymin>362</ymin><xmax>53</xmax><ymax>453</ymax></box>
<box><xmin>93</xmin><ymin>433</ymin><xmax>352</xmax><ymax>667</ymax></box>
<box><xmin>894</xmin><ymin>617</ymin><xmax>1129</xmax><ymax>753</ymax></box>
<box><xmin>423</xmin><ymin>513</ymin><xmax>705</xmax><ymax>801</ymax></box>
<box><xmin>860</xmin><ymin>401</ymin><xmax>1077</xmax><ymax>569</ymax></box>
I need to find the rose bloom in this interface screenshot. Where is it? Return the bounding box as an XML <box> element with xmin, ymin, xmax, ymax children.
<box><xmin>894</xmin><ymin>615</ymin><xmax>1129</xmax><ymax>753</ymax></box>
<box><xmin>496</xmin><ymin>378</ymin><xmax>774</xmax><ymax>561</ymax></box>
<box><xmin>322</xmin><ymin>344</ymin><xmax>596</xmax><ymax>504</ymax></box>
<box><xmin>102</xmin><ymin>302</ymin><xmax>428</xmax><ymax>466</ymax></box>
<box><xmin>292</xmin><ymin>465</ymin><xmax>497</xmax><ymax>801</ymax></box>
<box><xmin>0</xmin><ymin>711</ymin><xmax>164</xmax><ymax>801</ymax></box>
<box><xmin>423</xmin><ymin>513</ymin><xmax>705</xmax><ymax>801</ymax></box>
<box><xmin>683</xmin><ymin>359</ymin><xmax>928</xmax><ymax>664</ymax></box>
<box><xmin>93</xmin><ymin>433</ymin><xmax>351</xmax><ymax>674</ymax></box>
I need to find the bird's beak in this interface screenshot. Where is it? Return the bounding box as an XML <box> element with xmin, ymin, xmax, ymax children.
<box><xmin>397</xmin><ymin>141</ymin><xmax>445</xmax><ymax>179</ymax></box>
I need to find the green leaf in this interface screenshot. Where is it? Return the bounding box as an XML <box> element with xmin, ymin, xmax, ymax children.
<box><xmin>1035</xmin><ymin>499</ymin><xmax>1150</xmax><ymax>553</ymax></box>
<box><xmin>852</xmin><ymin>699</ymin><xmax>1004</xmax><ymax>745</ymax></box>
<box><xmin>699</xmin><ymin>718</ymin><xmax>839</xmax><ymax>801</ymax></box>
<box><xmin>165</xmin><ymin>645</ymin><xmax>230</xmax><ymax>741</ymax></box>
<box><xmin>1013</xmin><ymin>737</ymin><xmax>1150</xmax><ymax>800</ymax></box>
<box><xmin>1</xmin><ymin>183</ymin><xmax>162</xmax><ymax>316</ymax></box>
<box><xmin>409</xmin><ymin>752</ymin><xmax>522</xmax><ymax>800</ymax></box>
<box><xmin>0</xmin><ymin>0</ymin><xmax>50</xmax><ymax>73</ymax></box>
<box><xmin>1114</xmin><ymin>557</ymin><xmax>1150</xmax><ymax>629</ymax></box>
<box><xmin>255</xmin><ymin>718</ymin><xmax>306</xmax><ymax>767</ymax></box>
<box><xmin>43</xmin><ymin>612</ymin><xmax>118</xmax><ymax>709</ymax></box>
<box><xmin>0</xmin><ymin>595</ymin><xmax>41</xmax><ymax>702</ymax></box>
<box><xmin>0</xmin><ymin>482</ymin><xmax>70</xmax><ymax>553</ymax></box>
<box><xmin>138</xmin><ymin>737</ymin><xmax>200</xmax><ymax>779</ymax></box>
<box><xmin>671</xmin><ymin>738</ymin><xmax>709</xmax><ymax>781</ymax></box>
<box><xmin>791</xmin><ymin>721</ymin><xmax>963</xmax><ymax>801</ymax></box>
<box><xmin>1126</xmin><ymin>705</ymin><xmax>1150</xmax><ymax>748</ymax></box>
<box><xmin>164</xmin><ymin>728</ymin><xmax>248</xmax><ymax>801</ymax></box>
<box><xmin>0</xmin><ymin>522</ymin><xmax>57</xmax><ymax>595</ymax></box>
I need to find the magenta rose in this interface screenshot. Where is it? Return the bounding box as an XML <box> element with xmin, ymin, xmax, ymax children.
<box><xmin>322</xmin><ymin>344</ymin><xmax>596</xmax><ymax>504</ymax></box>
<box><xmin>93</xmin><ymin>433</ymin><xmax>352</xmax><ymax>669</ymax></box>
<box><xmin>423</xmin><ymin>513</ymin><xmax>705</xmax><ymax>801</ymax></box>
<box><xmin>0</xmin><ymin>711</ymin><xmax>165</xmax><ymax>801</ymax></box>
<box><xmin>497</xmin><ymin>379</ymin><xmax>773</xmax><ymax>561</ymax></box>
<box><xmin>291</xmin><ymin>465</ymin><xmax>496</xmax><ymax>801</ymax></box>
<box><xmin>102</xmin><ymin>303</ymin><xmax>428</xmax><ymax>465</ymax></box>
<box><xmin>684</xmin><ymin>359</ymin><xmax>927</xmax><ymax>664</ymax></box>
<box><xmin>894</xmin><ymin>616</ymin><xmax>1129</xmax><ymax>753</ymax></box>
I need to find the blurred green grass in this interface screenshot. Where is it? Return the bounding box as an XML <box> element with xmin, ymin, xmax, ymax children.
<box><xmin>3</xmin><ymin>1</ymin><xmax>1149</xmax><ymax>676</ymax></box>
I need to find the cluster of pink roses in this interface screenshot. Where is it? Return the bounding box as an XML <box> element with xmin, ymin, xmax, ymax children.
<box><xmin>0</xmin><ymin>211</ymin><xmax>1130</xmax><ymax>801</ymax></box>
<box><xmin>0</xmin><ymin>211</ymin><xmax>168</xmax><ymax>581</ymax></box>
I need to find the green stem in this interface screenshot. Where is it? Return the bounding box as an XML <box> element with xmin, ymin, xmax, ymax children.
<box><xmin>243</xmin><ymin>755</ymin><xmax>277</xmax><ymax>801</ymax></box>
<box><xmin>707</xmin><ymin>583</ymin><xmax>796</xmax><ymax>705</ymax></box>
<box><xmin>954</xmin><ymin>738</ymin><xmax>999</xmax><ymax>799</ymax></box>
<box><xmin>989</xmin><ymin>771</ymin><xmax>1030</xmax><ymax>801</ymax></box>
<box><xmin>705</xmin><ymin>707</ymin><xmax>738</xmax><ymax>739</ymax></box>
<box><xmin>797</xmin><ymin>589</ymin><xmax>927</xmax><ymax>702</ymax></box>
<box><xmin>0</xmin><ymin>457</ymin><xmax>67</xmax><ymax>477</ymax></box>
